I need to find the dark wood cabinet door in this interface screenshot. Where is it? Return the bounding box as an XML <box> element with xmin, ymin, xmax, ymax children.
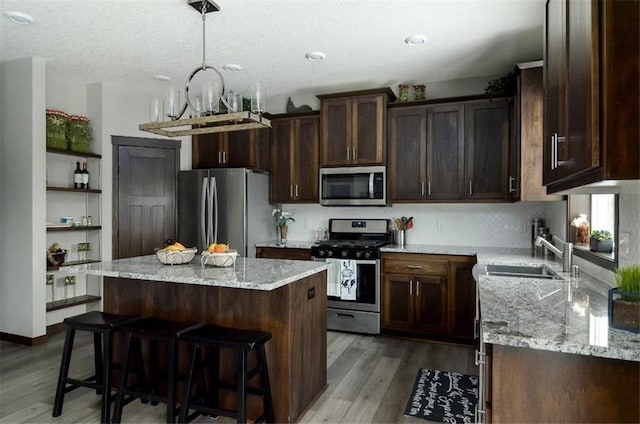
<box><xmin>465</xmin><ymin>100</ymin><xmax>511</xmax><ymax>200</ymax></box>
<box><xmin>270</xmin><ymin>119</ymin><xmax>294</xmax><ymax>203</ymax></box>
<box><xmin>381</xmin><ymin>274</ymin><xmax>415</xmax><ymax>331</ymax></box>
<box><xmin>427</xmin><ymin>104</ymin><xmax>465</xmax><ymax>200</ymax></box>
<box><xmin>293</xmin><ymin>116</ymin><xmax>320</xmax><ymax>201</ymax></box>
<box><xmin>225</xmin><ymin>130</ymin><xmax>253</xmax><ymax>168</ymax></box>
<box><xmin>191</xmin><ymin>133</ymin><xmax>225</xmax><ymax>168</ymax></box>
<box><xmin>565</xmin><ymin>0</ymin><xmax>599</xmax><ymax>177</ymax></box>
<box><xmin>448</xmin><ymin>257</ymin><xmax>477</xmax><ymax>340</ymax></box>
<box><xmin>352</xmin><ymin>94</ymin><xmax>385</xmax><ymax>165</ymax></box>
<box><xmin>321</xmin><ymin>98</ymin><xmax>351</xmax><ymax>166</ymax></box>
<box><xmin>414</xmin><ymin>276</ymin><xmax>448</xmax><ymax>335</ymax></box>
<box><xmin>388</xmin><ymin>106</ymin><xmax>426</xmax><ymax>201</ymax></box>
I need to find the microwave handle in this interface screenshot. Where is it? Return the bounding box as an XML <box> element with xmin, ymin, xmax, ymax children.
<box><xmin>369</xmin><ymin>173</ymin><xmax>374</xmax><ymax>199</ymax></box>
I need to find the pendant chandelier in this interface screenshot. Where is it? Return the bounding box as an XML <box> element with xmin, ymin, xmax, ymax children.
<box><xmin>139</xmin><ymin>0</ymin><xmax>271</xmax><ymax>137</ymax></box>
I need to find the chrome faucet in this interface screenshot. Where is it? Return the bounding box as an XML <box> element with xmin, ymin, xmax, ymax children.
<box><xmin>535</xmin><ymin>235</ymin><xmax>573</xmax><ymax>272</ymax></box>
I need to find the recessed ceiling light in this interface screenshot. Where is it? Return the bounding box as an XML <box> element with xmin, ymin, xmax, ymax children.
<box><xmin>305</xmin><ymin>51</ymin><xmax>325</xmax><ymax>62</ymax></box>
<box><xmin>404</xmin><ymin>34</ymin><xmax>427</xmax><ymax>46</ymax></box>
<box><xmin>5</xmin><ymin>11</ymin><xmax>34</xmax><ymax>25</ymax></box>
<box><xmin>223</xmin><ymin>63</ymin><xmax>242</xmax><ymax>72</ymax></box>
<box><xmin>154</xmin><ymin>75</ymin><xmax>171</xmax><ymax>82</ymax></box>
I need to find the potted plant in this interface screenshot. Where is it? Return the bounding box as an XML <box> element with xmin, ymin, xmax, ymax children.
<box><xmin>272</xmin><ymin>208</ymin><xmax>295</xmax><ymax>244</ymax></box>
<box><xmin>589</xmin><ymin>230</ymin><xmax>613</xmax><ymax>253</ymax></box>
<box><xmin>608</xmin><ymin>265</ymin><xmax>640</xmax><ymax>333</ymax></box>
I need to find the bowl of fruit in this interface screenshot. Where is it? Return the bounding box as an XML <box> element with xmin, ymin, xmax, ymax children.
<box><xmin>201</xmin><ymin>243</ymin><xmax>238</xmax><ymax>267</ymax></box>
<box><xmin>155</xmin><ymin>240</ymin><xmax>197</xmax><ymax>265</ymax></box>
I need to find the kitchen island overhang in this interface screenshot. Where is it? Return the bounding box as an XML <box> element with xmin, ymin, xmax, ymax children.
<box><xmin>66</xmin><ymin>256</ymin><xmax>329</xmax><ymax>423</ymax></box>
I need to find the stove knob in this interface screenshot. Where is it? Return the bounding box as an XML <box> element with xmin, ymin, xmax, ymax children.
<box><xmin>364</xmin><ymin>251</ymin><xmax>371</xmax><ymax>259</ymax></box>
<box><xmin>355</xmin><ymin>251</ymin><xmax>362</xmax><ymax>258</ymax></box>
<box><xmin>327</xmin><ymin>250</ymin><xmax>334</xmax><ymax>257</ymax></box>
<box><xmin>318</xmin><ymin>250</ymin><xmax>325</xmax><ymax>257</ymax></box>
<box><xmin>340</xmin><ymin>250</ymin><xmax>348</xmax><ymax>258</ymax></box>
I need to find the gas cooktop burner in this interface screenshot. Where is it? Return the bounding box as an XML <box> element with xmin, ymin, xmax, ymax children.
<box><xmin>315</xmin><ymin>239</ymin><xmax>389</xmax><ymax>249</ymax></box>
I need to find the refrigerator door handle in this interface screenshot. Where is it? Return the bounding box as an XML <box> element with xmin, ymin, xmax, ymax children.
<box><xmin>210</xmin><ymin>176</ymin><xmax>218</xmax><ymax>244</ymax></box>
<box><xmin>201</xmin><ymin>176</ymin><xmax>208</xmax><ymax>249</ymax></box>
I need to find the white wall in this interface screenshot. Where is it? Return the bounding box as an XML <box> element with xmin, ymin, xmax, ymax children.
<box><xmin>277</xmin><ymin>201</ymin><xmax>551</xmax><ymax>248</ymax></box>
<box><xmin>0</xmin><ymin>57</ymin><xmax>47</xmax><ymax>338</ymax></box>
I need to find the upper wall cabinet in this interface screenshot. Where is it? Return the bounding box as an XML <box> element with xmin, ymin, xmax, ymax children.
<box><xmin>270</xmin><ymin>113</ymin><xmax>320</xmax><ymax>203</ymax></box>
<box><xmin>318</xmin><ymin>88</ymin><xmax>395</xmax><ymax>167</ymax></box>
<box><xmin>192</xmin><ymin>128</ymin><xmax>270</xmax><ymax>170</ymax></box>
<box><xmin>543</xmin><ymin>0</ymin><xmax>639</xmax><ymax>192</ymax></box>
<box><xmin>388</xmin><ymin>97</ymin><xmax>511</xmax><ymax>202</ymax></box>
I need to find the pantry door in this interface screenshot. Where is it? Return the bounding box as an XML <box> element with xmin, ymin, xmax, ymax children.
<box><xmin>112</xmin><ymin>136</ymin><xmax>180</xmax><ymax>259</ymax></box>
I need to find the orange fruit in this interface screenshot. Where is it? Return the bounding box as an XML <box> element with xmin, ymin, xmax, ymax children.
<box><xmin>213</xmin><ymin>244</ymin><xmax>228</xmax><ymax>253</ymax></box>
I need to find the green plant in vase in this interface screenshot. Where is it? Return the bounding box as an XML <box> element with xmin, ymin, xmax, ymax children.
<box><xmin>609</xmin><ymin>265</ymin><xmax>640</xmax><ymax>332</ymax></box>
<box><xmin>589</xmin><ymin>230</ymin><xmax>613</xmax><ymax>253</ymax></box>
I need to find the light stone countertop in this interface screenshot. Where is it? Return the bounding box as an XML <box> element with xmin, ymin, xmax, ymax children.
<box><xmin>381</xmin><ymin>244</ymin><xmax>640</xmax><ymax>362</ymax></box>
<box><xmin>64</xmin><ymin>255</ymin><xmax>328</xmax><ymax>291</ymax></box>
<box><xmin>255</xmin><ymin>240</ymin><xmax>316</xmax><ymax>249</ymax></box>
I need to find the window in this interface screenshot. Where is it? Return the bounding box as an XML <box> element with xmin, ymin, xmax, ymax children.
<box><xmin>568</xmin><ymin>193</ymin><xmax>618</xmax><ymax>270</ymax></box>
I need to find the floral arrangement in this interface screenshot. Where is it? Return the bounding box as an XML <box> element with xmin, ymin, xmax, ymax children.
<box><xmin>272</xmin><ymin>208</ymin><xmax>295</xmax><ymax>227</ymax></box>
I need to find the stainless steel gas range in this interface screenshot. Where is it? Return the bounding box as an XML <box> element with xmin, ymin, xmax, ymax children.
<box><xmin>311</xmin><ymin>218</ymin><xmax>391</xmax><ymax>334</ymax></box>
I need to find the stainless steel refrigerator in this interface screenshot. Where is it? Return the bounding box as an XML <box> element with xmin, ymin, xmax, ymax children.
<box><xmin>178</xmin><ymin>168</ymin><xmax>272</xmax><ymax>258</ymax></box>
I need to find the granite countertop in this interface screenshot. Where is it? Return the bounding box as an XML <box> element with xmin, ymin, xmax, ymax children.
<box><xmin>255</xmin><ymin>240</ymin><xmax>316</xmax><ymax>249</ymax></box>
<box><xmin>381</xmin><ymin>244</ymin><xmax>640</xmax><ymax>362</ymax></box>
<box><xmin>64</xmin><ymin>255</ymin><xmax>328</xmax><ymax>291</ymax></box>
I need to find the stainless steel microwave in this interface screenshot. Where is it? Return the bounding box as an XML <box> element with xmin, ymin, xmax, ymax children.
<box><xmin>319</xmin><ymin>166</ymin><xmax>387</xmax><ymax>206</ymax></box>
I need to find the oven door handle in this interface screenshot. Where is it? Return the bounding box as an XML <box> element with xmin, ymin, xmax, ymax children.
<box><xmin>334</xmin><ymin>312</ymin><xmax>356</xmax><ymax>319</ymax></box>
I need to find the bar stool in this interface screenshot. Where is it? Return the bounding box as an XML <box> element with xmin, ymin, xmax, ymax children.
<box><xmin>111</xmin><ymin>317</ymin><xmax>201</xmax><ymax>424</ymax></box>
<box><xmin>52</xmin><ymin>310</ymin><xmax>140</xmax><ymax>424</ymax></box>
<box><xmin>179</xmin><ymin>324</ymin><xmax>275</xmax><ymax>424</ymax></box>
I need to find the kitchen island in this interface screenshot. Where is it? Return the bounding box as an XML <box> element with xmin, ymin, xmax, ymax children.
<box><xmin>66</xmin><ymin>255</ymin><xmax>328</xmax><ymax>423</ymax></box>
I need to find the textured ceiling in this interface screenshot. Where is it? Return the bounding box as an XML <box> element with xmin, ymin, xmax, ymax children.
<box><xmin>0</xmin><ymin>0</ymin><xmax>545</xmax><ymax>103</ymax></box>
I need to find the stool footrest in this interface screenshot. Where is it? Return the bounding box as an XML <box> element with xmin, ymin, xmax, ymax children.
<box><xmin>183</xmin><ymin>402</ymin><xmax>238</xmax><ymax>421</ymax></box>
<box><xmin>63</xmin><ymin>376</ymin><xmax>100</xmax><ymax>393</ymax></box>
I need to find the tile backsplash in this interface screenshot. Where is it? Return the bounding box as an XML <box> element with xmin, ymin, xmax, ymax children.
<box><xmin>275</xmin><ymin>201</ymin><xmax>553</xmax><ymax>248</ymax></box>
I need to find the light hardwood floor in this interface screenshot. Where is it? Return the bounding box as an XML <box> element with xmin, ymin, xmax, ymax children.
<box><xmin>0</xmin><ymin>331</ymin><xmax>476</xmax><ymax>423</ymax></box>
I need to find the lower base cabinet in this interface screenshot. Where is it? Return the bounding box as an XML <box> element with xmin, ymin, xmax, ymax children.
<box><xmin>381</xmin><ymin>253</ymin><xmax>477</xmax><ymax>340</ymax></box>
<box><xmin>480</xmin><ymin>344</ymin><xmax>639</xmax><ymax>423</ymax></box>
<box><xmin>255</xmin><ymin>247</ymin><xmax>312</xmax><ymax>261</ymax></box>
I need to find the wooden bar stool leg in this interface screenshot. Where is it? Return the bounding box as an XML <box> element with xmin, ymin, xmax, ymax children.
<box><xmin>112</xmin><ymin>332</ymin><xmax>133</xmax><ymax>424</ymax></box>
<box><xmin>101</xmin><ymin>331</ymin><xmax>113</xmax><ymax>424</ymax></box>
<box><xmin>237</xmin><ymin>350</ymin><xmax>247</xmax><ymax>424</ymax></box>
<box><xmin>179</xmin><ymin>343</ymin><xmax>200</xmax><ymax>424</ymax></box>
<box><xmin>93</xmin><ymin>332</ymin><xmax>103</xmax><ymax>394</ymax></box>
<box><xmin>52</xmin><ymin>327</ymin><xmax>76</xmax><ymax>417</ymax></box>
<box><xmin>166</xmin><ymin>338</ymin><xmax>177</xmax><ymax>424</ymax></box>
<box><xmin>257</xmin><ymin>345</ymin><xmax>275</xmax><ymax>423</ymax></box>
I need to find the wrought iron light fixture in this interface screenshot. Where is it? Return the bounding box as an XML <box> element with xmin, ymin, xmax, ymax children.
<box><xmin>139</xmin><ymin>0</ymin><xmax>270</xmax><ymax>137</ymax></box>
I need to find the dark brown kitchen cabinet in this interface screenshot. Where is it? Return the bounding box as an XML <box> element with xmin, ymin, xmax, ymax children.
<box><xmin>270</xmin><ymin>114</ymin><xmax>319</xmax><ymax>203</ymax></box>
<box><xmin>543</xmin><ymin>0</ymin><xmax>639</xmax><ymax>192</ymax></box>
<box><xmin>448</xmin><ymin>256</ymin><xmax>477</xmax><ymax>340</ymax></box>
<box><xmin>381</xmin><ymin>253</ymin><xmax>449</xmax><ymax>336</ymax></box>
<box><xmin>255</xmin><ymin>247</ymin><xmax>312</xmax><ymax>261</ymax></box>
<box><xmin>192</xmin><ymin>128</ymin><xmax>269</xmax><ymax>170</ymax></box>
<box><xmin>382</xmin><ymin>253</ymin><xmax>477</xmax><ymax>341</ymax></box>
<box><xmin>318</xmin><ymin>88</ymin><xmax>394</xmax><ymax>166</ymax></box>
<box><xmin>428</xmin><ymin>104</ymin><xmax>466</xmax><ymax>200</ymax></box>
<box><xmin>388</xmin><ymin>106</ymin><xmax>426</xmax><ymax>200</ymax></box>
<box><xmin>388</xmin><ymin>97</ymin><xmax>508</xmax><ymax>202</ymax></box>
<box><xmin>512</xmin><ymin>62</ymin><xmax>562</xmax><ymax>202</ymax></box>
<box><xmin>465</xmin><ymin>100</ymin><xmax>511</xmax><ymax>200</ymax></box>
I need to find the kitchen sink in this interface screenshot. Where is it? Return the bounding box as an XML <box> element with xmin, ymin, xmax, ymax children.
<box><xmin>484</xmin><ymin>264</ymin><xmax>563</xmax><ymax>280</ymax></box>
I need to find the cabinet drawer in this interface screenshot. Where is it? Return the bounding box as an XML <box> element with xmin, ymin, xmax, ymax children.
<box><xmin>382</xmin><ymin>253</ymin><xmax>448</xmax><ymax>276</ymax></box>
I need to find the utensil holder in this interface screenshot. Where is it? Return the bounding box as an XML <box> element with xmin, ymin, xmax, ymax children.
<box><xmin>393</xmin><ymin>230</ymin><xmax>405</xmax><ymax>247</ymax></box>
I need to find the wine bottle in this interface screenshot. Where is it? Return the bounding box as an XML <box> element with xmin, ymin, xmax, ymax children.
<box><xmin>82</xmin><ymin>162</ymin><xmax>89</xmax><ymax>189</ymax></box>
<box><xmin>73</xmin><ymin>162</ymin><xmax>82</xmax><ymax>189</ymax></box>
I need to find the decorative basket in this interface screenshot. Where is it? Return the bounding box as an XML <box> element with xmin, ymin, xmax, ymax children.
<box><xmin>155</xmin><ymin>247</ymin><xmax>197</xmax><ymax>265</ymax></box>
<box><xmin>67</xmin><ymin>115</ymin><xmax>92</xmax><ymax>153</ymax></box>
<box><xmin>47</xmin><ymin>249</ymin><xmax>67</xmax><ymax>267</ymax></box>
<box><xmin>46</xmin><ymin>109</ymin><xmax>69</xmax><ymax>150</ymax></box>
<box><xmin>201</xmin><ymin>250</ymin><xmax>238</xmax><ymax>267</ymax></box>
